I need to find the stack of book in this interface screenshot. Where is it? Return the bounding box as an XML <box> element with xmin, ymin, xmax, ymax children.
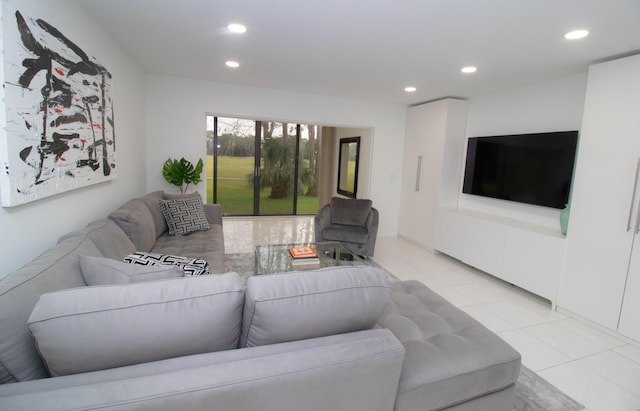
<box><xmin>288</xmin><ymin>245</ymin><xmax>320</xmax><ymax>268</ymax></box>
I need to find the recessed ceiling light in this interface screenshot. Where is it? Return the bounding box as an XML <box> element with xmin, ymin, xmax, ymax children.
<box><xmin>225</xmin><ymin>61</ymin><xmax>240</xmax><ymax>68</ymax></box>
<box><xmin>228</xmin><ymin>23</ymin><xmax>247</xmax><ymax>33</ymax></box>
<box><xmin>461</xmin><ymin>66</ymin><xmax>477</xmax><ymax>74</ymax></box>
<box><xmin>564</xmin><ymin>29</ymin><xmax>589</xmax><ymax>40</ymax></box>
<box><xmin>405</xmin><ymin>86</ymin><xmax>417</xmax><ymax>92</ymax></box>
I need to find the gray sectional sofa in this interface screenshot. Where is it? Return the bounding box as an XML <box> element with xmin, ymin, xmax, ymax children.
<box><xmin>0</xmin><ymin>191</ymin><xmax>521</xmax><ymax>411</ymax></box>
<box><xmin>108</xmin><ymin>190</ymin><xmax>226</xmax><ymax>274</ymax></box>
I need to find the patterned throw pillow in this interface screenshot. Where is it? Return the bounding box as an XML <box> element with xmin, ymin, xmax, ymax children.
<box><xmin>158</xmin><ymin>196</ymin><xmax>210</xmax><ymax>235</ymax></box>
<box><xmin>124</xmin><ymin>251</ymin><xmax>210</xmax><ymax>276</ymax></box>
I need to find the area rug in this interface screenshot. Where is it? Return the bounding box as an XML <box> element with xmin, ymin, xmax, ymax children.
<box><xmin>224</xmin><ymin>253</ymin><xmax>256</xmax><ymax>279</ymax></box>
<box><xmin>224</xmin><ymin>253</ymin><xmax>584</xmax><ymax>411</ymax></box>
<box><xmin>514</xmin><ymin>366</ymin><xmax>584</xmax><ymax>411</ymax></box>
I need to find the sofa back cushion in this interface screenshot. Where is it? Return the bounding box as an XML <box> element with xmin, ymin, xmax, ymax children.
<box><xmin>137</xmin><ymin>192</ymin><xmax>205</xmax><ymax>239</ymax></box>
<box><xmin>138</xmin><ymin>191</ymin><xmax>169</xmax><ymax>237</ymax></box>
<box><xmin>239</xmin><ymin>266</ymin><xmax>391</xmax><ymax>348</ymax></box>
<box><xmin>108</xmin><ymin>199</ymin><xmax>156</xmax><ymax>251</ymax></box>
<box><xmin>28</xmin><ymin>273</ymin><xmax>244</xmax><ymax>376</ymax></box>
<box><xmin>62</xmin><ymin>219</ymin><xmax>137</xmax><ymax>260</ymax></box>
<box><xmin>330</xmin><ymin>197</ymin><xmax>372</xmax><ymax>226</ymax></box>
<box><xmin>0</xmin><ymin>219</ymin><xmax>126</xmax><ymax>383</ymax></box>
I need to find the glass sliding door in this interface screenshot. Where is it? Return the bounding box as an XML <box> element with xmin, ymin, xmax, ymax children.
<box><xmin>206</xmin><ymin>115</ymin><xmax>320</xmax><ymax>216</ymax></box>
<box><xmin>258</xmin><ymin>121</ymin><xmax>296</xmax><ymax>215</ymax></box>
<box><xmin>297</xmin><ymin>124</ymin><xmax>320</xmax><ymax>214</ymax></box>
<box><xmin>206</xmin><ymin>116</ymin><xmax>256</xmax><ymax>215</ymax></box>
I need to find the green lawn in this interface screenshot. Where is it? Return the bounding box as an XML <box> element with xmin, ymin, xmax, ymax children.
<box><xmin>207</xmin><ymin>155</ymin><xmax>251</xmax><ymax>179</ymax></box>
<box><xmin>206</xmin><ymin>155</ymin><xmax>319</xmax><ymax>216</ymax></box>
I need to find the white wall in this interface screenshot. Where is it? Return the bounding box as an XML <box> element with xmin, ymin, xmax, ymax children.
<box><xmin>459</xmin><ymin>73</ymin><xmax>588</xmax><ymax>229</ymax></box>
<box><xmin>0</xmin><ymin>0</ymin><xmax>146</xmax><ymax>279</ymax></box>
<box><xmin>145</xmin><ymin>75</ymin><xmax>406</xmax><ymax>237</ymax></box>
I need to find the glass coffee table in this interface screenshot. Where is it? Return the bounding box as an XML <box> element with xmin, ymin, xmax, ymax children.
<box><xmin>255</xmin><ymin>242</ymin><xmax>364</xmax><ymax>274</ymax></box>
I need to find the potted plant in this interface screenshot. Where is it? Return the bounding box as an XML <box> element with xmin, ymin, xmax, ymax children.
<box><xmin>162</xmin><ymin>157</ymin><xmax>204</xmax><ymax>194</ymax></box>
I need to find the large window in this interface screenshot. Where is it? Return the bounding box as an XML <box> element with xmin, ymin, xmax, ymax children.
<box><xmin>206</xmin><ymin>116</ymin><xmax>320</xmax><ymax>216</ymax></box>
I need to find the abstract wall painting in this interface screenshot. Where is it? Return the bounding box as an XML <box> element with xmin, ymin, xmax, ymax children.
<box><xmin>0</xmin><ymin>10</ymin><xmax>116</xmax><ymax>207</ymax></box>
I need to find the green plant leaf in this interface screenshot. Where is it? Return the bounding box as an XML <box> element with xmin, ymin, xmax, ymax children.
<box><xmin>162</xmin><ymin>157</ymin><xmax>204</xmax><ymax>193</ymax></box>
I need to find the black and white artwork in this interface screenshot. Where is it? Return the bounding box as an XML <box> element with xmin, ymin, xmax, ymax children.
<box><xmin>0</xmin><ymin>9</ymin><xmax>116</xmax><ymax>207</ymax></box>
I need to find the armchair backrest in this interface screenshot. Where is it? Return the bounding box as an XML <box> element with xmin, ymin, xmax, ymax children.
<box><xmin>330</xmin><ymin>197</ymin><xmax>373</xmax><ymax>227</ymax></box>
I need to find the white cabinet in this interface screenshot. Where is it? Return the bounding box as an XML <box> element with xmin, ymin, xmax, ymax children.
<box><xmin>620</xmin><ymin>247</ymin><xmax>640</xmax><ymax>341</ymax></box>
<box><xmin>502</xmin><ymin>227</ymin><xmax>565</xmax><ymax>303</ymax></box>
<box><xmin>434</xmin><ymin>208</ymin><xmax>565</xmax><ymax>305</ymax></box>
<box><xmin>559</xmin><ymin>54</ymin><xmax>640</xmax><ymax>339</ymax></box>
<box><xmin>402</xmin><ymin>97</ymin><xmax>566</xmax><ymax>305</ymax></box>
<box><xmin>434</xmin><ymin>208</ymin><xmax>505</xmax><ymax>275</ymax></box>
<box><xmin>398</xmin><ymin>99</ymin><xmax>467</xmax><ymax>250</ymax></box>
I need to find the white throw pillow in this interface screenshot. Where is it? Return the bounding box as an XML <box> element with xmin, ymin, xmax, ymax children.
<box><xmin>79</xmin><ymin>255</ymin><xmax>184</xmax><ymax>285</ymax></box>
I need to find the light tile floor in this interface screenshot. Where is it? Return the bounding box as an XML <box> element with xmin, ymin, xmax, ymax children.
<box><xmin>223</xmin><ymin>216</ymin><xmax>640</xmax><ymax>411</ymax></box>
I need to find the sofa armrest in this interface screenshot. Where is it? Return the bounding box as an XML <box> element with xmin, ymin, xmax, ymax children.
<box><xmin>0</xmin><ymin>329</ymin><xmax>404</xmax><ymax>411</ymax></box>
<box><xmin>203</xmin><ymin>203</ymin><xmax>223</xmax><ymax>225</ymax></box>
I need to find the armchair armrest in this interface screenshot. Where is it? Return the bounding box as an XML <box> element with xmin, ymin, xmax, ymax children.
<box><xmin>204</xmin><ymin>203</ymin><xmax>223</xmax><ymax>225</ymax></box>
<box><xmin>367</xmin><ymin>207</ymin><xmax>380</xmax><ymax>229</ymax></box>
<box><xmin>314</xmin><ymin>204</ymin><xmax>331</xmax><ymax>241</ymax></box>
<box><xmin>366</xmin><ymin>207</ymin><xmax>379</xmax><ymax>231</ymax></box>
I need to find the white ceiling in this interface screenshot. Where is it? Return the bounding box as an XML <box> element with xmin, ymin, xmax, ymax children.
<box><xmin>80</xmin><ymin>0</ymin><xmax>640</xmax><ymax>105</ymax></box>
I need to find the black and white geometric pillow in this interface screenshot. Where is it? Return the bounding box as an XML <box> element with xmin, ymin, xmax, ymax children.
<box><xmin>123</xmin><ymin>251</ymin><xmax>210</xmax><ymax>276</ymax></box>
<box><xmin>158</xmin><ymin>196</ymin><xmax>210</xmax><ymax>236</ymax></box>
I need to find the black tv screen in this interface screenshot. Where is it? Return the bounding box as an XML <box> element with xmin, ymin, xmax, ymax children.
<box><xmin>462</xmin><ymin>131</ymin><xmax>579</xmax><ymax>209</ymax></box>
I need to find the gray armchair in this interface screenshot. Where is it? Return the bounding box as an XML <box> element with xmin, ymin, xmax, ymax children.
<box><xmin>314</xmin><ymin>197</ymin><xmax>379</xmax><ymax>257</ymax></box>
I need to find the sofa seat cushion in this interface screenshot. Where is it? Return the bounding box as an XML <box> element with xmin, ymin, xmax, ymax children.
<box><xmin>152</xmin><ymin>225</ymin><xmax>225</xmax><ymax>273</ymax></box>
<box><xmin>240</xmin><ymin>266</ymin><xmax>392</xmax><ymax>348</ymax></box>
<box><xmin>377</xmin><ymin>280</ymin><xmax>521</xmax><ymax>411</ymax></box>
<box><xmin>79</xmin><ymin>255</ymin><xmax>184</xmax><ymax>285</ymax></box>
<box><xmin>330</xmin><ymin>197</ymin><xmax>372</xmax><ymax>226</ymax></box>
<box><xmin>28</xmin><ymin>273</ymin><xmax>244</xmax><ymax>377</ymax></box>
<box><xmin>321</xmin><ymin>224</ymin><xmax>368</xmax><ymax>244</ymax></box>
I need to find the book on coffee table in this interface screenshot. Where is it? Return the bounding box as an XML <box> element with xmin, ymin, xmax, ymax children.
<box><xmin>289</xmin><ymin>256</ymin><xmax>321</xmax><ymax>268</ymax></box>
<box><xmin>289</xmin><ymin>246</ymin><xmax>318</xmax><ymax>260</ymax></box>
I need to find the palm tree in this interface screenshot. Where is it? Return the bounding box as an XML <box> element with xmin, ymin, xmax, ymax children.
<box><xmin>260</xmin><ymin>137</ymin><xmax>296</xmax><ymax>199</ymax></box>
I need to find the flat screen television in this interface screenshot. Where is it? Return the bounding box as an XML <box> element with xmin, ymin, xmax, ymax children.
<box><xmin>462</xmin><ymin>131</ymin><xmax>579</xmax><ymax>209</ymax></box>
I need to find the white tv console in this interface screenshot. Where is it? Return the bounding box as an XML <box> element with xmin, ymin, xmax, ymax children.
<box><xmin>433</xmin><ymin>207</ymin><xmax>566</xmax><ymax>307</ymax></box>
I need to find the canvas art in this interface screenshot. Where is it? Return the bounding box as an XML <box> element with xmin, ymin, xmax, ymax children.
<box><xmin>0</xmin><ymin>10</ymin><xmax>116</xmax><ymax>207</ymax></box>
